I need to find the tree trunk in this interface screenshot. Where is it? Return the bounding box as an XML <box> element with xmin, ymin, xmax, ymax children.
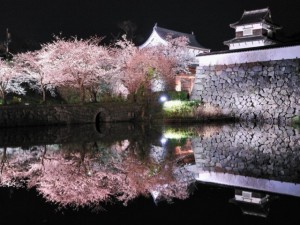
<box><xmin>89</xmin><ymin>90</ymin><xmax>97</xmax><ymax>102</ymax></box>
<box><xmin>1</xmin><ymin>147</ymin><xmax>7</xmax><ymax>173</ymax></box>
<box><xmin>133</xmin><ymin>92</ymin><xmax>137</xmax><ymax>103</ymax></box>
<box><xmin>80</xmin><ymin>85</ymin><xmax>86</xmax><ymax>103</ymax></box>
<box><xmin>0</xmin><ymin>92</ymin><xmax>7</xmax><ymax>105</ymax></box>
<box><xmin>42</xmin><ymin>88</ymin><xmax>46</xmax><ymax>103</ymax></box>
<box><xmin>41</xmin><ymin>145</ymin><xmax>47</xmax><ymax>166</ymax></box>
<box><xmin>144</xmin><ymin>83</ymin><xmax>151</xmax><ymax>122</ymax></box>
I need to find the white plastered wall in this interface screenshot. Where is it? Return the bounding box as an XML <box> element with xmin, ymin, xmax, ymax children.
<box><xmin>197</xmin><ymin>45</ymin><xmax>300</xmax><ymax>66</ymax></box>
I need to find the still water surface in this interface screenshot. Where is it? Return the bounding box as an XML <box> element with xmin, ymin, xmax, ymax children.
<box><xmin>1</xmin><ymin>122</ymin><xmax>300</xmax><ymax>224</ymax></box>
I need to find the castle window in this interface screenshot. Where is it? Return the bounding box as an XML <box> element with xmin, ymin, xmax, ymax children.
<box><xmin>243</xmin><ymin>28</ymin><xmax>253</xmax><ymax>36</ymax></box>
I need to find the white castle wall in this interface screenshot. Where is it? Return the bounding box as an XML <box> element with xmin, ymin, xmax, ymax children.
<box><xmin>235</xmin><ymin>23</ymin><xmax>262</xmax><ymax>32</ymax></box>
<box><xmin>229</xmin><ymin>40</ymin><xmax>265</xmax><ymax>50</ymax></box>
<box><xmin>197</xmin><ymin>45</ymin><xmax>300</xmax><ymax>66</ymax></box>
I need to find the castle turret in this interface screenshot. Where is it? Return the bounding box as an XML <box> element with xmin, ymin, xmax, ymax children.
<box><xmin>224</xmin><ymin>8</ymin><xmax>282</xmax><ymax>50</ymax></box>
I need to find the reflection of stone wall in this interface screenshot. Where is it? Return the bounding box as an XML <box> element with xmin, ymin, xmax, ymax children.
<box><xmin>192</xmin><ymin>124</ymin><xmax>300</xmax><ymax>182</ymax></box>
<box><xmin>192</xmin><ymin>59</ymin><xmax>300</xmax><ymax>124</ymax></box>
<box><xmin>0</xmin><ymin>123</ymin><xmax>144</xmax><ymax>147</ymax></box>
<box><xmin>0</xmin><ymin>104</ymin><xmax>141</xmax><ymax>127</ymax></box>
<box><xmin>0</xmin><ymin>124</ymin><xmax>101</xmax><ymax>147</ymax></box>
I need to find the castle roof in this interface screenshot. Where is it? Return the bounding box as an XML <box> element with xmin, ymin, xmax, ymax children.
<box><xmin>153</xmin><ymin>25</ymin><xmax>210</xmax><ymax>51</ymax></box>
<box><xmin>224</xmin><ymin>35</ymin><xmax>279</xmax><ymax>45</ymax></box>
<box><xmin>230</xmin><ymin>8</ymin><xmax>281</xmax><ymax>29</ymax></box>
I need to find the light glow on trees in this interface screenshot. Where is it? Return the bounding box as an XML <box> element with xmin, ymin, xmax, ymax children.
<box><xmin>1</xmin><ymin>34</ymin><xmax>193</xmax><ymax>103</ymax></box>
<box><xmin>0</xmin><ymin>59</ymin><xmax>26</xmax><ymax>104</ymax></box>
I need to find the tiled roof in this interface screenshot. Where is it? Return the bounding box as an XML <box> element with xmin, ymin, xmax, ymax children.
<box><xmin>224</xmin><ymin>35</ymin><xmax>278</xmax><ymax>45</ymax></box>
<box><xmin>154</xmin><ymin>25</ymin><xmax>210</xmax><ymax>51</ymax></box>
<box><xmin>230</xmin><ymin>8</ymin><xmax>281</xmax><ymax>28</ymax></box>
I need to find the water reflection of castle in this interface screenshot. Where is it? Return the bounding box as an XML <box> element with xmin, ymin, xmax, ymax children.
<box><xmin>187</xmin><ymin>123</ymin><xmax>300</xmax><ymax>198</ymax></box>
<box><xmin>229</xmin><ymin>188</ymin><xmax>273</xmax><ymax>218</ymax></box>
<box><xmin>1</xmin><ymin>122</ymin><xmax>300</xmax><ymax>211</ymax></box>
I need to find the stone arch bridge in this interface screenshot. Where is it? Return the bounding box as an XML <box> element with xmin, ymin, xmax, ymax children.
<box><xmin>0</xmin><ymin>103</ymin><xmax>142</xmax><ymax>127</ymax></box>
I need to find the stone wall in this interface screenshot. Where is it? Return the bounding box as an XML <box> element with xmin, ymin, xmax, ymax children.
<box><xmin>192</xmin><ymin>58</ymin><xmax>300</xmax><ymax>124</ymax></box>
<box><xmin>192</xmin><ymin>123</ymin><xmax>300</xmax><ymax>183</ymax></box>
<box><xmin>0</xmin><ymin>103</ymin><xmax>141</xmax><ymax>127</ymax></box>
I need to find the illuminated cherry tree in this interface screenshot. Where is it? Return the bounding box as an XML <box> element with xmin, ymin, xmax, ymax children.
<box><xmin>114</xmin><ymin>36</ymin><xmax>191</xmax><ymax>100</ymax></box>
<box><xmin>16</xmin><ymin>37</ymin><xmax>118</xmax><ymax>103</ymax></box>
<box><xmin>50</xmin><ymin>37</ymin><xmax>118</xmax><ymax>102</ymax></box>
<box><xmin>10</xmin><ymin>35</ymin><xmax>191</xmax><ymax>103</ymax></box>
<box><xmin>112</xmin><ymin>36</ymin><xmax>137</xmax><ymax>96</ymax></box>
<box><xmin>163</xmin><ymin>35</ymin><xmax>192</xmax><ymax>72</ymax></box>
<box><xmin>15</xmin><ymin>47</ymin><xmax>63</xmax><ymax>102</ymax></box>
<box><xmin>0</xmin><ymin>59</ymin><xmax>26</xmax><ymax>104</ymax></box>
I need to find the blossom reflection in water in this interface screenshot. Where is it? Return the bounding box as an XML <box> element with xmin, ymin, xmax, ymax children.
<box><xmin>0</xmin><ymin>138</ymin><xmax>195</xmax><ymax>208</ymax></box>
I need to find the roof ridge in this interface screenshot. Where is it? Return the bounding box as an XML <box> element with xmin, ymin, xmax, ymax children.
<box><xmin>243</xmin><ymin>7</ymin><xmax>269</xmax><ymax>14</ymax></box>
<box><xmin>155</xmin><ymin>25</ymin><xmax>194</xmax><ymax>37</ymax></box>
<box><xmin>151</xmin><ymin>24</ymin><xmax>210</xmax><ymax>51</ymax></box>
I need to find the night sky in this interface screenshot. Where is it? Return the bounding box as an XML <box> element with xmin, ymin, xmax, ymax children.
<box><xmin>1</xmin><ymin>0</ymin><xmax>300</xmax><ymax>52</ymax></box>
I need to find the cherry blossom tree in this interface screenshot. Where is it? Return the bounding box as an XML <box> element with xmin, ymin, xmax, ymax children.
<box><xmin>111</xmin><ymin>36</ymin><xmax>137</xmax><ymax>97</ymax></box>
<box><xmin>114</xmin><ymin>35</ymin><xmax>191</xmax><ymax>101</ymax></box>
<box><xmin>15</xmin><ymin>48</ymin><xmax>63</xmax><ymax>103</ymax></box>
<box><xmin>0</xmin><ymin>59</ymin><xmax>26</xmax><ymax>104</ymax></box>
<box><xmin>50</xmin><ymin>37</ymin><xmax>118</xmax><ymax>103</ymax></box>
<box><xmin>163</xmin><ymin>35</ymin><xmax>193</xmax><ymax>73</ymax></box>
<box><xmin>16</xmin><ymin>37</ymin><xmax>119</xmax><ymax>103</ymax></box>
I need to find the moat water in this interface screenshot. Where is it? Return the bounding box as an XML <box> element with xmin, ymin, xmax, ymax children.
<box><xmin>1</xmin><ymin>122</ymin><xmax>300</xmax><ymax>224</ymax></box>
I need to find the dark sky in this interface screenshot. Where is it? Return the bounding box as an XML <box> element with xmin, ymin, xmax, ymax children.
<box><xmin>1</xmin><ymin>0</ymin><xmax>300</xmax><ymax>51</ymax></box>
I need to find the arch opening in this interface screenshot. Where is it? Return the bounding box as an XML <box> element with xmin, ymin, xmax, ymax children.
<box><xmin>95</xmin><ymin>112</ymin><xmax>106</xmax><ymax>133</ymax></box>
